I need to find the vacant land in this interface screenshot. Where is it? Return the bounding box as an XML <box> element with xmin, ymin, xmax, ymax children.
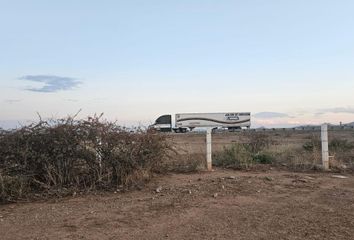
<box><xmin>1</xmin><ymin>169</ymin><xmax>354</xmax><ymax>240</ymax></box>
<box><xmin>1</xmin><ymin>130</ymin><xmax>354</xmax><ymax>239</ymax></box>
<box><xmin>169</xmin><ymin>130</ymin><xmax>354</xmax><ymax>171</ymax></box>
<box><xmin>170</xmin><ymin>129</ymin><xmax>354</xmax><ymax>154</ymax></box>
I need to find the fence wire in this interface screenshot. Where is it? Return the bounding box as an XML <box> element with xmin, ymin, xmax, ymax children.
<box><xmin>168</xmin><ymin>127</ymin><xmax>354</xmax><ymax>171</ymax></box>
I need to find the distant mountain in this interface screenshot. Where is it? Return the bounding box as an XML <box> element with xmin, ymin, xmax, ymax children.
<box><xmin>345</xmin><ymin>122</ymin><xmax>354</xmax><ymax>126</ymax></box>
<box><xmin>293</xmin><ymin>122</ymin><xmax>353</xmax><ymax>130</ymax></box>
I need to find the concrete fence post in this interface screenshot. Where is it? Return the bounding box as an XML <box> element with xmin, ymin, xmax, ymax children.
<box><xmin>321</xmin><ymin>124</ymin><xmax>329</xmax><ymax>170</ymax></box>
<box><xmin>206</xmin><ymin>128</ymin><xmax>212</xmax><ymax>171</ymax></box>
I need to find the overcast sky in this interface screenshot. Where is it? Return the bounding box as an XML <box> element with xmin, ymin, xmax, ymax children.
<box><xmin>1</xmin><ymin>0</ymin><xmax>354</xmax><ymax>128</ymax></box>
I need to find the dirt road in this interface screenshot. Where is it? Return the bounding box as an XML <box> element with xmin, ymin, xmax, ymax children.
<box><xmin>1</xmin><ymin>169</ymin><xmax>354</xmax><ymax>240</ymax></box>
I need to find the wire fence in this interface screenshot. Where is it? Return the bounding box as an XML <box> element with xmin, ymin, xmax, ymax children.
<box><xmin>167</xmin><ymin>127</ymin><xmax>354</xmax><ymax>171</ymax></box>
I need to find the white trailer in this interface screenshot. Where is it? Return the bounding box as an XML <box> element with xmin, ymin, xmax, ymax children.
<box><xmin>150</xmin><ymin>112</ymin><xmax>251</xmax><ymax>132</ymax></box>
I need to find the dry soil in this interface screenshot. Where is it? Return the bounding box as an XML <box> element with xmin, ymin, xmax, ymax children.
<box><xmin>1</xmin><ymin>169</ymin><xmax>354</xmax><ymax>240</ymax></box>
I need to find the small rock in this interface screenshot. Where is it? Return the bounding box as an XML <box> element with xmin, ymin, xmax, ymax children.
<box><xmin>332</xmin><ymin>175</ymin><xmax>348</xmax><ymax>179</ymax></box>
<box><xmin>304</xmin><ymin>176</ymin><xmax>315</xmax><ymax>180</ymax></box>
<box><xmin>221</xmin><ymin>185</ymin><xmax>225</xmax><ymax>190</ymax></box>
<box><xmin>340</xmin><ymin>165</ymin><xmax>348</xmax><ymax>169</ymax></box>
<box><xmin>213</xmin><ymin>193</ymin><xmax>218</xmax><ymax>198</ymax></box>
<box><xmin>155</xmin><ymin>186</ymin><xmax>163</xmax><ymax>193</ymax></box>
<box><xmin>292</xmin><ymin>178</ymin><xmax>308</xmax><ymax>183</ymax></box>
<box><xmin>188</xmin><ymin>190</ymin><xmax>192</xmax><ymax>194</ymax></box>
<box><xmin>228</xmin><ymin>176</ymin><xmax>236</xmax><ymax>179</ymax></box>
<box><xmin>256</xmin><ymin>190</ymin><xmax>261</xmax><ymax>193</ymax></box>
<box><xmin>264</xmin><ymin>176</ymin><xmax>273</xmax><ymax>181</ymax></box>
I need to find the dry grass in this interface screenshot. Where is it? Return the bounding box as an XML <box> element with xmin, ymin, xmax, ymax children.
<box><xmin>171</xmin><ymin>130</ymin><xmax>354</xmax><ymax>172</ymax></box>
<box><xmin>162</xmin><ymin>141</ymin><xmax>206</xmax><ymax>172</ymax></box>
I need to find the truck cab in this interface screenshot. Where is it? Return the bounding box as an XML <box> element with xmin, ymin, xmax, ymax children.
<box><xmin>150</xmin><ymin>114</ymin><xmax>172</xmax><ymax>132</ymax></box>
<box><xmin>149</xmin><ymin>114</ymin><xmax>188</xmax><ymax>133</ymax></box>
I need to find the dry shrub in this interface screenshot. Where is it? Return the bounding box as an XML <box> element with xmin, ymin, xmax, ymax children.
<box><xmin>329</xmin><ymin>138</ymin><xmax>354</xmax><ymax>152</ymax></box>
<box><xmin>246</xmin><ymin>133</ymin><xmax>273</xmax><ymax>154</ymax></box>
<box><xmin>214</xmin><ymin>133</ymin><xmax>275</xmax><ymax>169</ymax></box>
<box><xmin>328</xmin><ymin>138</ymin><xmax>354</xmax><ymax>171</ymax></box>
<box><xmin>262</xmin><ymin>134</ymin><xmax>322</xmax><ymax>171</ymax></box>
<box><xmin>0</xmin><ymin>115</ymin><xmax>169</xmax><ymax>203</ymax></box>
<box><xmin>157</xmin><ymin>138</ymin><xmax>206</xmax><ymax>173</ymax></box>
<box><xmin>266</xmin><ymin>139</ymin><xmax>322</xmax><ymax>171</ymax></box>
<box><xmin>0</xmin><ymin>175</ymin><xmax>30</xmax><ymax>201</ymax></box>
<box><xmin>213</xmin><ymin>144</ymin><xmax>253</xmax><ymax>169</ymax></box>
<box><xmin>162</xmin><ymin>144</ymin><xmax>205</xmax><ymax>173</ymax></box>
<box><xmin>302</xmin><ymin>134</ymin><xmax>321</xmax><ymax>152</ymax></box>
<box><xmin>164</xmin><ymin>153</ymin><xmax>205</xmax><ymax>173</ymax></box>
<box><xmin>300</xmin><ymin>136</ymin><xmax>354</xmax><ymax>171</ymax></box>
<box><xmin>276</xmin><ymin>148</ymin><xmax>321</xmax><ymax>171</ymax></box>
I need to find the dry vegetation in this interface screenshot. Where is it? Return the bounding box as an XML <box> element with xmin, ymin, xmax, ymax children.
<box><xmin>1</xmin><ymin>126</ymin><xmax>354</xmax><ymax>239</ymax></box>
<box><xmin>0</xmin><ymin>115</ymin><xmax>170</xmax><ymax>203</ymax></box>
<box><xmin>1</xmin><ymin>122</ymin><xmax>354</xmax><ymax>205</ymax></box>
<box><xmin>171</xmin><ymin>130</ymin><xmax>354</xmax><ymax>172</ymax></box>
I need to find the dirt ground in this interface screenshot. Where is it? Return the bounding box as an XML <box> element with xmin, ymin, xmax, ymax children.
<box><xmin>1</xmin><ymin>169</ymin><xmax>354</xmax><ymax>240</ymax></box>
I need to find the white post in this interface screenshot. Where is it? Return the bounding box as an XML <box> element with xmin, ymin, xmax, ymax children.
<box><xmin>206</xmin><ymin>128</ymin><xmax>212</xmax><ymax>171</ymax></box>
<box><xmin>321</xmin><ymin>124</ymin><xmax>329</xmax><ymax>170</ymax></box>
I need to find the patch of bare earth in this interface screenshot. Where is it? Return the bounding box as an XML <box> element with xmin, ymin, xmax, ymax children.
<box><xmin>1</xmin><ymin>169</ymin><xmax>354</xmax><ymax>240</ymax></box>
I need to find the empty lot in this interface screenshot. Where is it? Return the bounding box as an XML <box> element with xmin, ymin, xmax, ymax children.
<box><xmin>1</xmin><ymin>169</ymin><xmax>354</xmax><ymax>240</ymax></box>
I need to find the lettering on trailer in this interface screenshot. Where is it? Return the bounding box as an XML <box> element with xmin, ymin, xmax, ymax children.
<box><xmin>225</xmin><ymin>113</ymin><xmax>239</xmax><ymax>121</ymax></box>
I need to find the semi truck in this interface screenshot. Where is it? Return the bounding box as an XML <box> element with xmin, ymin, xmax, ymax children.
<box><xmin>150</xmin><ymin>112</ymin><xmax>251</xmax><ymax>133</ymax></box>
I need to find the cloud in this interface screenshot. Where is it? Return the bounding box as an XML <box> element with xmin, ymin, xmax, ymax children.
<box><xmin>65</xmin><ymin>99</ymin><xmax>79</xmax><ymax>102</ymax></box>
<box><xmin>314</xmin><ymin>112</ymin><xmax>325</xmax><ymax>116</ymax></box>
<box><xmin>4</xmin><ymin>99</ymin><xmax>22</xmax><ymax>104</ymax></box>
<box><xmin>317</xmin><ymin>107</ymin><xmax>354</xmax><ymax>115</ymax></box>
<box><xmin>253</xmin><ymin>112</ymin><xmax>290</xmax><ymax>119</ymax></box>
<box><xmin>19</xmin><ymin>75</ymin><xmax>81</xmax><ymax>93</ymax></box>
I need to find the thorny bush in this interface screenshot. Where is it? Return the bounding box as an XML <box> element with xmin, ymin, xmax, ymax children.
<box><xmin>0</xmin><ymin>115</ymin><xmax>170</xmax><ymax>203</ymax></box>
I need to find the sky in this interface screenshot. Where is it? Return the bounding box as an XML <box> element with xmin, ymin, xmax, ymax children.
<box><xmin>1</xmin><ymin>0</ymin><xmax>354</xmax><ymax>129</ymax></box>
